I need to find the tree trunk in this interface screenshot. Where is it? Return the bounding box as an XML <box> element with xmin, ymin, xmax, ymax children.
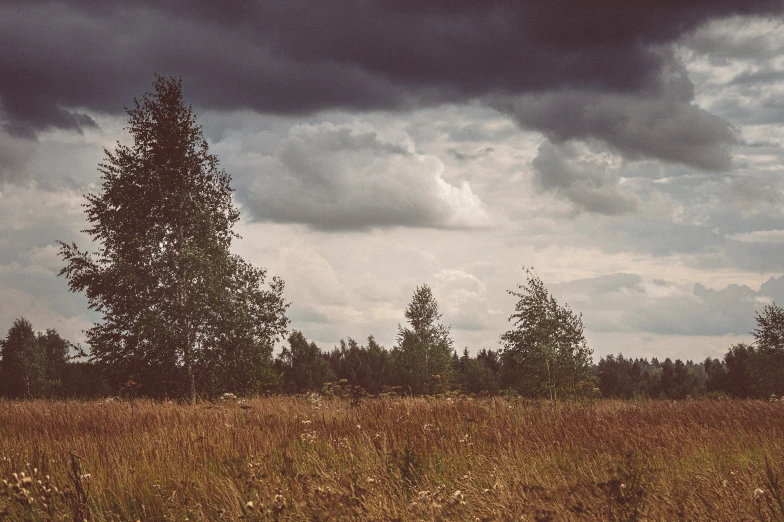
<box><xmin>178</xmin><ymin>221</ymin><xmax>196</xmax><ymax>405</ymax></box>
<box><xmin>184</xmin><ymin>340</ymin><xmax>196</xmax><ymax>405</ymax></box>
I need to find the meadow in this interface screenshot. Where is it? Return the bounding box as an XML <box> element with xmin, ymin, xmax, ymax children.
<box><xmin>2</xmin><ymin>396</ymin><xmax>784</xmax><ymax>521</ymax></box>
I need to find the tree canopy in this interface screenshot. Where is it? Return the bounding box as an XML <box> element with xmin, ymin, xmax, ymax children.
<box><xmin>501</xmin><ymin>268</ymin><xmax>592</xmax><ymax>398</ymax></box>
<box><xmin>0</xmin><ymin>318</ymin><xmax>46</xmax><ymax>398</ymax></box>
<box><xmin>393</xmin><ymin>284</ymin><xmax>454</xmax><ymax>395</ymax></box>
<box><xmin>58</xmin><ymin>75</ymin><xmax>289</xmax><ymax>401</ymax></box>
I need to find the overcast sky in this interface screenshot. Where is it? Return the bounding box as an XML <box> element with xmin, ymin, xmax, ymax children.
<box><xmin>3</xmin><ymin>1</ymin><xmax>784</xmax><ymax>362</ymax></box>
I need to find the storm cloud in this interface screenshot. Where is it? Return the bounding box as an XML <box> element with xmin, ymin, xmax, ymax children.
<box><xmin>1</xmin><ymin>1</ymin><xmax>781</xmax><ymax>146</ymax></box>
<box><xmin>531</xmin><ymin>141</ymin><xmax>639</xmax><ymax>215</ymax></box>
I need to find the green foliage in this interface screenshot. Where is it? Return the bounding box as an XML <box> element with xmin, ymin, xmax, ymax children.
<box><xmin>37</xmin><ymin>329</ymin><xmax>70</xmax><ymax>385</ymax></box>
<box><xmin>325</xmin><ymin>336</ymin><xmax>391</xmax><ymax>394</ymax></box>
<box><xmin>750</xmin><ymin>304</ymin><xmax>784</xmax><ymax>398</ymax></box>
<box><xmin>58</xmin><ymin>75</ymin><xmax>288</xmax><ymax>401</ymax></box>
<box><xmin>0</xmin><ymin>318</ymin><xmax>48</xmax><ymax>398</ymax></box>
<box><xmin>392</xmin><ymin>285</ymin><xmax>454</xmax><ymax>395</ymax></box>
<box><xmin>275</xmin><ymin>331</ymin><xmax>335</xmax><ymax>393</ymax></box>
<box><xmin>455</xmin><ymin>347</ymin><xmax>501</xmax><ymax>395</ymax></box>
<box><xmin>598</xmin><ymin>354</ymin><xmax>642</xmax><ymax>399</ymax></box>
<box><xmin>703</xmin><ymin>305</ymin><xmax>784</xmax><ymax>399</ymax></box>
<box><xmin>501</xmin><ymin>268</ymin><xmax>592</xmax><ymax>398</ymax></box>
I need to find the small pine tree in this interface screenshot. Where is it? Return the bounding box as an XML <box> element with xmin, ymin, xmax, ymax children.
<box><xmin>393</xmin><ymin>285</ymin><xmax>454</xmax><ymax>395</ymax></box>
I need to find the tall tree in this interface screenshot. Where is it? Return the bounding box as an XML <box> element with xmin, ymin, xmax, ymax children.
<box><xmin>37</xmin><ymin>329</ymin><xmax>70</xmax><ymax>384</ymax></box>
<box><xmin>58</xmin><ymin>76</ymin><xmax>289</xmax><ymax>402</ymax></box>
<box><xmin>750</xmin><ymin>304</ymin><xmax>784</xmax><ymax>397</ymax></box>
<box><xmin>753</xmin><ymin>303</ymin><xmax>784</xmax><ymax>351</ymax></box>
<box><xmin>0</xmin><ymin>318</ymin><xmax>47</xmax><ymax>398</ymax></box>
<box><xmin>500</xmin><ymin>268</ymin><xmax>592</xmax><ymax>398</ymax></box>
<box><xmin>392</xmin><ymin>285</ymin><xmax>454</xmax><ymax>395</ymax></box>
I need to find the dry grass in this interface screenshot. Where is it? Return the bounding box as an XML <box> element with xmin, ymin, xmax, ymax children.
<box><xmin>2</xmin><ymin>396</ymin><xmax>784</xmax><ymax>521</ymax></box>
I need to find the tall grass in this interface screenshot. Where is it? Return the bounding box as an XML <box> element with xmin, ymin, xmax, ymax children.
<box><xmin>2</xmin><ymin>397</ymin><xmax>784</xmax><ymax>520</ymax></box>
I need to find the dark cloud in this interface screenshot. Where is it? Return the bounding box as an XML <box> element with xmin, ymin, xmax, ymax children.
<box><xmin>554</xmin><ymin>273</ymin><xmax>644</xmax><ymax>296</ymax></box>
<box><xmin>494</xmin><ymin>66</ymin><xmax>739</xmax><ymax>171</ymax></box>
<box><xmin>531</xmin><ymin>142</ymin><xmax>639</xmax><ymax>215</ymax></box>
<box><xmin>447</xmin><ymin>147</ymin><xmax>494</xmax><ymax>161</ymax></box>
<box><xmin>627</xmin><ymin>282</ymin><xmax>761</xmax><ymax>336</ymax></box>
<box><xmin>0</xmin><ymin>131</ymin><xmax>35</xmax><ymax>182</ymax></box>
<box><xmin>724</xmin><ymin>177</ymin><xmax>784</xmax><ymax>208</ymax></box>
<box><xmin>1</xmin><ymin>0</ymin><xmax>780</xmax><ymax>141</ymax></box>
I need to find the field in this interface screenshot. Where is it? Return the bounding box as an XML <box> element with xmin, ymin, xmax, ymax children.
<box><xmin>2</xmin><ymin>397</ymin><xmax>784</xmax><ymax>521</ymax></box>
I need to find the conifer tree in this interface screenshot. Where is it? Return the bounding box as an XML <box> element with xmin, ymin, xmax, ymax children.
<box><xmin>393</xmin><ymin>285</ymin><xmax>454</xmax><ymax>395</ymax></box>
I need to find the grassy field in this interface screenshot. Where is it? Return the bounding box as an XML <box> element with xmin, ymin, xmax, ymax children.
<box><xmin>2</xmin><ymin>396</ymin><xmax>784</xmax><ymax>521</ymax></box>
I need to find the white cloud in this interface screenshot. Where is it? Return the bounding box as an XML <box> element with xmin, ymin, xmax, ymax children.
<box><xmin>727</xmin><ymin>229</ymin><xmax>784</xmax><ymax>243</ymax></box>
<box><xmin>224</xmin><ymin>121</ymin><xmax>488</xmax><ymax>231</ymax></box>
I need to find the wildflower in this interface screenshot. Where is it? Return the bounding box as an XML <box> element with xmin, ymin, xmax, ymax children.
<box><xmin>272</xmin><ymin>494</ymin><xmax>287</xmax><ymax>514</ymax></box>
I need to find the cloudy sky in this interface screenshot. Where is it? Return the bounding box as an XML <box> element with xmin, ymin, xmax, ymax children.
<box><xmin>3</xmin><ymin>1</ymin><xmax>784</xmax><ymax>362</ymax></box>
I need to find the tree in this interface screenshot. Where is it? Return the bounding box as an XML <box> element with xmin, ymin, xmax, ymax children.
<box><xmin>598</xmin><ymin>354</ymin><xmax>640</xmax><ymax>399</ymax></box>
<box><xmin>750</xmin><ymin>304</ymin><xmax>784</xmax><ymax>397</ymax></box>
<box><xmin>455</xmin><ymin>347</ymin><xmax>501</xmax><ymax>395</ymax></box>
<box><xmin>753</xmin><ymin>303</ymin><xmax>784</xmax><ymax>351</ymax></box>
<box><xmin>275</xmin><ymin>331</ymin><xmax>335</xmax><ymax>393</ymax></box>
<box><xmin>325</xmin><ymin>336</ymin><xmax>391</xmax><ymax>394</ymax></box>
<box><xmin>37</xmin><ymin>329</ymin><xmax>71</xmax><ymax>391</ymax></box>
<box><xmin>500</xmin><ymin>268</ymin><xmax>592</xmax><ymax>398</ymax></box>
<box><xmin>392</xmin><ymin>285</ymin><xmax>454</xmax><ymax>395</ymax></box>
<box><xmin>0</xmin><ymin>318</ymin><xmax>47</xmax><ymax>398</ymax></box>
<box><xmin>58</xmin><ymin>76</ymin><xmax>289</xmax><ymax>402</ymax></box>
<box><xmin>703</xmin><ymin>357</ymin><xmax>728</xmax><ymax>395</ymax></box>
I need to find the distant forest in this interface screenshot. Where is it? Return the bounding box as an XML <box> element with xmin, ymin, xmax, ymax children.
<box><xmin>2</xmin><ymin>304</ymin><xmax>783</xmax><ymax>401</ymax></box>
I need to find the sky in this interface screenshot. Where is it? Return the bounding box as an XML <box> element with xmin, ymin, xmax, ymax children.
<box><xmin>2</xmin><ymin>1</ymin><xmax>784</xmax><ymax>362</ymax></box>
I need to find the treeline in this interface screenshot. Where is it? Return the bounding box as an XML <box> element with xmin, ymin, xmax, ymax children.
<box><xmin>273</xmin><ymin>333</ymin><xmax>503</xmax><ymax>396</ymax></box>
<box><xmin>0</xmin><ymin>318</ymin><xmax>109</xmax><ymax>398</ymax></box>
<box><xmin>4</xmin><ymin>320</ymin><xmax>784</xmax><ymax>401</ymax></box>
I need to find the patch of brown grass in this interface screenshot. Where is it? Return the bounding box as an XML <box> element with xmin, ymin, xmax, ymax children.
<box><xmin>1</xmin><ymin>397</ymin><xmax>784</xmax><ymax>520</ymax></box>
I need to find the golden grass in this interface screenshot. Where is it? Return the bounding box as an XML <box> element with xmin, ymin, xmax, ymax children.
<box><xmin>2</xmin><ymin>397</ymin><xmax>784</xmax><ymax>521</ymax></box>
